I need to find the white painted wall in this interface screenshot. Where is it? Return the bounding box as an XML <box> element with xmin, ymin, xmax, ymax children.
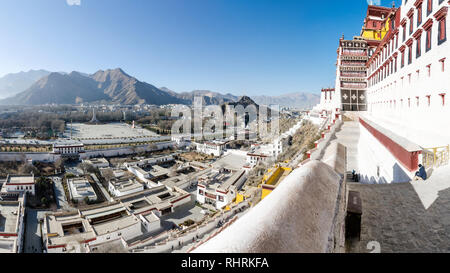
<box><xmin>357</xmin><ymin>123</ymin><xmax>415</xmax><ymax>184</ymax></box>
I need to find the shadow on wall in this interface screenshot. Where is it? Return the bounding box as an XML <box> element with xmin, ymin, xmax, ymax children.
<box><xmin>358</xmin><ymin>163</ymin><xmax>411</xmax><ymax>184</ymax></box>
<box><xmin>392</xmin><ymin>163</ymin><xmax>412</xmax><ymax>183</ymax></box>
<box><xmin>359</xmin><ymin>174</ymin><xmax>388</xmax><ymax>184</ymax></box>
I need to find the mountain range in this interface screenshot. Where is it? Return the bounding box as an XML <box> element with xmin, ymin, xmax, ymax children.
<box><xmin>0</xmin><ymin>68</ymin><xmax>319</xmax><ymax>108</ymax></box>
<box><xmin>0</xmin><ymin>69</ymin><xmax>51</xmax><ymax>99</ymax></box>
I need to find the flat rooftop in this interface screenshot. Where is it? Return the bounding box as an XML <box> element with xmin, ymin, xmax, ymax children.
<box><xmin>110</xmin><ymin>179</ymin><xmax>143</xmax><ymax>193</ymax></box>
<box><xmin>0</xmin><ymin>203</ymin><xmax>20</xmax><ymax>233</ymax></box>
<box><xmin>6</xmin><ymin>175</ymin><xmax>34</xmax><ymax>185</ymax></box>
<box><xmin>0</xmin><ymin>237</ymin><xmax>17</xmax><ymax>253</ymax></box>
<box><xmin>212</xmin><ymin>153</ymin><xmax>247</xmax><ymax>171</ymax></box>
<box><xmin>64</xmin><ymin>122</ymin><xmax>158</xmax><ymax>140</ymax></box>
<box><xmin>68</xmin><ymin>178</ymin><xmax>97</xmax><ymax>200</ymax></box>
<box><xmin>85</xmin><ymin>158</ymin><xmax>109</xmax><ymax>165</ymax></box>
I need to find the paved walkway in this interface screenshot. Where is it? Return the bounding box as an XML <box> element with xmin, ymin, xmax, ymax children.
<box><xmin>23</xmin><ymin>209</ymin><xmax>45</xmax><ymax>253</ymax></box>
<box><xmin>347</xmin><ymin>175</ymin><xmax>450</xmax><ymax>253</ymax></box>
<box><xmin>90</xmin><ymin>173</ymin><xmax>112</xmax><ymax>202</ymax></box>
<box><xmin>325</xmin><ymin>119</ymin><xmax>449</xmax><ymax>253</ymax></box>
<box><xmin>52</xmin><ymin>176</ymin><xmax>73</xmax><ymax>211</ymax></box>
<box><xmin>319</xmin><ymin>121</ymin><xmax>360</xmax><ymax>173</ymax></box>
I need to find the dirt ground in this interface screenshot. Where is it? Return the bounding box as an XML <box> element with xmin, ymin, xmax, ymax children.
<box><xmin>178</xmin><ymin>151</ymin><xmax>214</xmax><ymax>162</ymax></box>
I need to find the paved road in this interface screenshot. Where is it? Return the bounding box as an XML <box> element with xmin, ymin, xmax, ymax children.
<box><xmin>52</xmin><ymin>176</ymin><xmax>73</xmax><ymax>211</ymax></box>
<box><xmin>347</xmin><ymin>181</ymin><xmax>450</xmax><ymax>253</ymax></box>
<box><xmin>23</xmin><ymin>209</ymin><xmax>45</xmax><ymax>253</ymax></box>
<box><xmin>90</xmin><ymin>173</ymin><xmax>112</xmax><ymax>202</ymax></box>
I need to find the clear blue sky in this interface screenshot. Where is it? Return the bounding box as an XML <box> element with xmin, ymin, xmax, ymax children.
<box><xmin>0</xmin><ymin>0</ymin><xmax>401</xmax><ymax>96</ymax></box>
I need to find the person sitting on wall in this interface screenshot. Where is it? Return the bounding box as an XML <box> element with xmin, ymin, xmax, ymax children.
<box><xmin>414</xmin><ymin>164</ymin><xmax>427</xmax><ymax>181</ymax></box>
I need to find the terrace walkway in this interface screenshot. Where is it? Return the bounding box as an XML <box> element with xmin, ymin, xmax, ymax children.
<box><xmin>347</xmin><ymin>168</ymin><xmax>450</xmax><ymax>253</ymax></box>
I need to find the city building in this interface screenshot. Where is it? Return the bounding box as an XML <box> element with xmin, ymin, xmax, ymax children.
<box><xmin>0</xmin><ymin>193</ymin><xmax>25</xmax><ymax>253</ymax></box>
<box><xmin>197</xmin><ymin>169</ymin><xmax>247</xmax><ymax>210</ymax></box>
<box><xmin>67</xmin><ymin>178</ymin><xmax>97</xmax><ymax>202</ymax></box>
<box><xmin>313</xmin><ymin>0</ymin><xmax>449</xmax><ymax>183</ymax></box>
<box><xmin>108</xmin><ymin>178</ymin><xmax>144</xmax><ymax>197</ymax></box>
<box><xmin>194</xmin><ymin>141</ymin><xmax>227</xmax><ymax>157</ymax></box>
<box><xmin>52</xmin><ymin>143</ymin><xmax>85</xmax><ymax>157</ymax></box>
<box><xmin>1</xmin><ymin>174</ymin><xmax>35</xmax><ymax>195</ymax></box>
<box><xmin>260</xmin><ymin>166</ymin><xmax>292</xmax><ymax>200</ymax></box>
<box><xmin>43</xmin><ymin>185</ymin><xmax>190</xmax><ymax>253</ymax></box>
<box><xmin>82</xmin><ymin>158</ymin><xmax>110</xmax><ymax>168</ymax></box>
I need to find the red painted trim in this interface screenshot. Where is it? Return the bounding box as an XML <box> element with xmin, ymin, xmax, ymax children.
<box><xmin>0</xmin><ymin>233</ymin><xmax>18</xmax><ymax>237</ymax></box>
<box><xmin>48</xmin><ymin>244</ymin><xmax>67</xmax><ymax>249</ymax></box>
<box><xmin>138</xmin><ymin>208</ymin><xmax>157</xmax><ymax>215</ymax></box>
<box><xmin>84</xmin><ymin>238</ymin><xmax>96</xmax><ymax>244</ymax></box>
<box><xmin>359</xmin><ymin>118</ymin><xmax>420</xmax><ymax>172</ymax></box>
<box><xmin>170</xmin><ymin>194</ymin><xmax>191</xmax><ymax>204</ymax></box>
<box><xmin>261</xmin><ymin>185</ymin><xmax>275</xmax><ymax>191</ymax></box>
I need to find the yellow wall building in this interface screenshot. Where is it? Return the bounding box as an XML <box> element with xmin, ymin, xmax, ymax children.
<box><xmin>260</xmin><ymin>166</ymin><xmax>292</xmax><ymax>200</ymax></box>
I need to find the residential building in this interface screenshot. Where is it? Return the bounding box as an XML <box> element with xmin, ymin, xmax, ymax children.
<box><xmin>67</xmin><ymin>178</ymin><xmax>97</xmax><ymax>202</ymax></box>
<box><xmin>0</xmin><ymin>193</ymin><xmax>25</xmax><ymax>253</ymax></box>
<box><xmin>1</xmin><ymin>174</ymin><xmax>35</xmax><ymax>195</ymax></box>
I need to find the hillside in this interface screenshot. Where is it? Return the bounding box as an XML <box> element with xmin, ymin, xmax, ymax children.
<box><xmin>0</xmin><ymin>69</ymin><xmax>188</xmax><ymax>106</ymax></box>
<box><xmin>252</xmin><ymin>92</ymin><xmax>320</xmax><ymax>109</ymax></box>
<box><xmin>0</xmin><ymin>69</ymin><xmax>51</xmax><ymax>99</ymax></box>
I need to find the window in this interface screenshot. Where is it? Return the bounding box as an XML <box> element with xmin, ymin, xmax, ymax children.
<box><xmin>395</xmin><ymin>56</ymin><xmax>398</xmax><ymax>72</ymax></box>
<box><xmin>426</xmin><ymin>27</ymin><xmax>432</xmax><ymax>51</ymax></box>
<box><xmin>427</xmin><ymin>64</ymin><xmax>432</xmax><ymax>76</ymax></box>
<box><xmin>416</xmin><ymin>35</ymin><xmax>422</xmax><ymax>58</ymax></box>
<box><xmin>401</xmin><ymin>51</ymin><xmax>405</xmax><ymax>67</ymax></box>
<box><xmin>426</xmin><ymin>95</ymin><xmax>431</xmax><ymax>106</ymax></box>
<box><xmin>403</xmin><ymin>24</ymin><xmax>407</xmax><ymax>42</ymax></box>
<box><xmin>418</xmin><ymin>4</ymin><xmax>423</xmax><ymax>26</ymax></box>
<box><xmin>410</xmin><ymin>15</ymin><xmax>414</xmax><ymax>34</ymax></box>
<box><xmin>438</xmin><ymin>17</ymin><xmax>447</xmax><ymax>45</ymax></box>
<box><xmin>427</xmin><ymin>0</ymin><xmax>433</xmax><ymax>16</ymax></box>
<box><xmin>440</xmin><ymin>58</ymin><xmax>446</xmax><ymax>72</ymax></box>
<box><xmin>440</xmin><ymin>94</ymin><xmax>446</xmax><ymax>106</ymax></box>
<box><xmin>408</xmin><ymin>45</ymin><xmax>413</xmax><ymax>64</ymax></box>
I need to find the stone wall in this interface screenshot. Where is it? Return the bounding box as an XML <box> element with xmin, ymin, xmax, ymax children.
<box><xmin>193</xmin><ymin>160</ymin><xmax>346</xmax><ymax>253</ymax></box>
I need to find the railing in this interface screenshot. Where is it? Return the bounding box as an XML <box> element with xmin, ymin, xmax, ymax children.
<box><xmin>340</xmin><ymin>61</ymin><xmax>366</xmax><ymax>66</ymax></box>
<box><xmin>340</xmin><ymin>72</ymin><xmax>366</xmax><ymax>77</ymax></box>
<box><xmin>422</xmin><ymin>145</ymin><xmax>450</xmax><ymax>168</ymax></box>
<box><xmin>341</xmin><ymin>83</ymin><xmax>367</xmax><ymax>89</ymax></box>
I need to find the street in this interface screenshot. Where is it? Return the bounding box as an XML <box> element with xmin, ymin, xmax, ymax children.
<box><xmin>23</xmin><ymin>209</ymin><xmax>46</xmax><ymax>253</ymax></box>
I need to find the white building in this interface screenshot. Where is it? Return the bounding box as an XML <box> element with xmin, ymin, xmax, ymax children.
<box><xmin>246</xmin><ymin>149</ymin><xmax>271</xmax><ymax>167</ymax></box>
<box><xmin>1</xmin><ymin>174</ymin><xmax>35</xmax><ymax>195</ymax></box>
<box><xmin>108</xmin><ymin>179</ymin><xmax>144</xmax><ymax>197</ymax></box>
<box><xmin>196</xmin><ymin>169</ymin><xmax>247</xmax><ymax>210</ymax></box>
<box><xmin>0</xmin><ymin>193</ymin><xmax>25</xmax><ymax>253</ymax></box>
<box><xmin>43</xmin><ymin>186</ymin><xmax>191</xmax><ymax>253</ymax></box>
<box><xmin>123</xmin><ymin>154</ymin><xmax>175</xmax><ymax>168</ymax></box>
<box><xmin>366</xmin><ymin>0</ymin><xmax>449</xmax><ymax>141</ymax></box>
<box><xmin>171</xmin><ymin>135</ymin><xmax>191</xmax><ymax>148</ymax></box>
<box><xmin>53</xmin><ymin>143</ymin><xmax>85</xmax><ymax>155</ymax></box>
<box><xmin>82</xmin><ymin>158</ymin><xmax>109</xmax><ymax>168</ymax></box>
<box><xmin>67</xmin><ymin>178</ymin><xmax>97</xmax><ymax>202</ymax></box>
<box><xmin>194</xmin><ymin>141</ymin><xmax>227</xmax><ymax>157</ymax></box>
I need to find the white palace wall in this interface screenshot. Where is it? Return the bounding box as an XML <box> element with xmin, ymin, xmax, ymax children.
<box><xmin>367</xmin><ymin>0</ymin><xmax>450</xmax><ymax>145</ymax></box>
